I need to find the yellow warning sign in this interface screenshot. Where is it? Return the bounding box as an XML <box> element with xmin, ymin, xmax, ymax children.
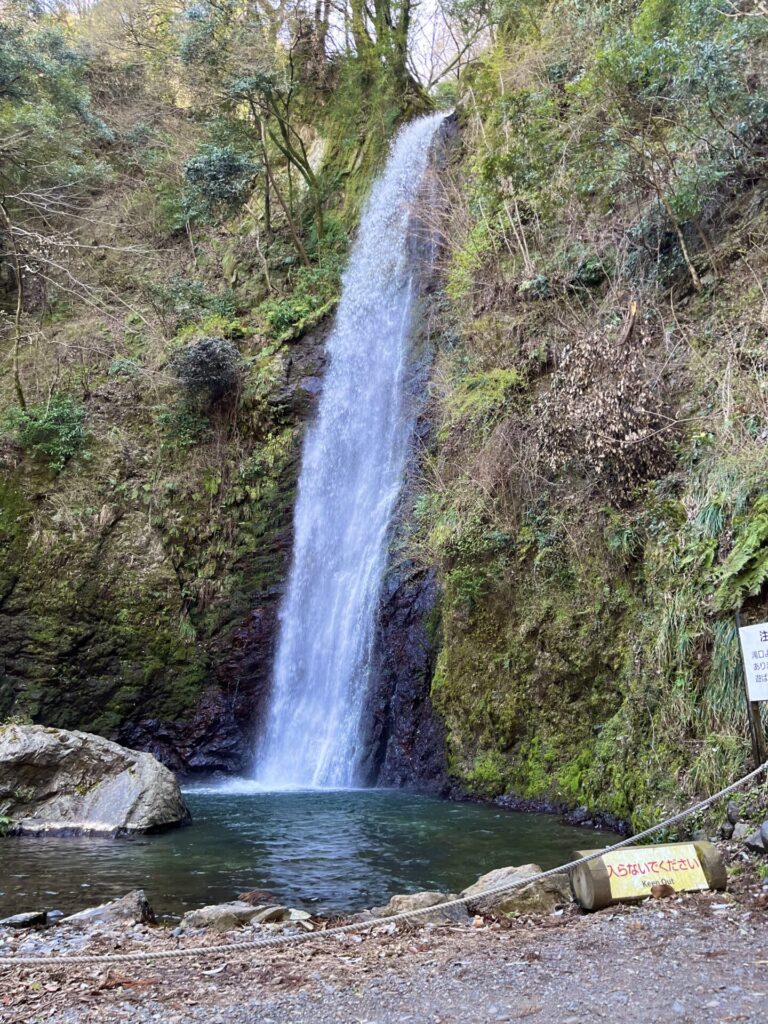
<box><xmin>603</xmin><ymin>843</ymin><xmax>709</xmax><ymax>900</ymax></box>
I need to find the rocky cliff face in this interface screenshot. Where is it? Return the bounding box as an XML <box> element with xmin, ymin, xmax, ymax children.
<box><xmin>0</xmin><ymin>320</ymin><xmax>328</xmax><ymax>777</ymax></box>
<box><xmin>118</xmin><ymin>600</ymin><xmax>279</xmax><ymax>775</ymax></box>
<box><xmin>362</xmin><ymin>562</ymin><xmax>447</xmax><ymax>791</ymax></box>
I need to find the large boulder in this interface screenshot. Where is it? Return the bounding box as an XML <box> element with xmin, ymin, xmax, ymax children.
<box><xmin>61</xmin><ymin>890</ymin><xmax>156</xmax><ymax>929</ymax></box>
<box><xmin>181</xmin><ymin>901</ymin><xmax>271</xmax><ymax>931</ymax></box>
<box><xmin>461</xmin><ymin>864</ymin><xmax>572</xmax><ymax>916</ymax></box>
<box><xmin>0</xmin><ymin>724</ymin><xmax>190</xmax><ymax>835</ymax></box>
<box><xmin>180</xmin><ymin>902</ymin><xmax>310</xmax><ymax>932</ymax></box>
<box><xmin>370</xmin><ymin>891</ymin><xmax>469</xmax><ymax>925</ymax></box>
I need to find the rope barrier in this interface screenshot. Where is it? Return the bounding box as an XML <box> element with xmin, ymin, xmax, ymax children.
<box><xmin>2</xmin><ymin>759</ymin><xmax>766</xmax><ymax>969</ymax></box>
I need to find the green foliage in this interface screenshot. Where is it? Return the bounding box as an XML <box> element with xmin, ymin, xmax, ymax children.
<box><xmin>178</xmin><ymin>2</ymin><xmax>218</xmax><ymax>66</ymax></box>
<box><xmin>259</xmin><ymin>259</ymin><xmax>342</xmax><ymax>340</ymax></box>
<box><xmin>480</xmin><ymin>88</ymin><xmax>562</xmax><ymax>213</ymax></box>
<box><xmin>704</xmin><ymin>620</ymin><xmax>745</xmax><ymax>732</ymax></box>
<box><xmin>431</xmin><ymin>79</ymin><xmax>459</xmax><ymax>110</ymax></box>
<box><xmin>0</xmin><ymin>9</ymin><xmax>109</xmax><ymax>138</ymax></box>
<box><xmin>4</xmin><ymin>398</ymin><xmax>87</xmax><ymax>471</ymax></box>
<box><xmin>0</xmin><ymin>5</ymin><xmax>112</xmax><ymax>210</ymax></box>
<box><xmin>604</xmin><ymin>511</ymin><xmax>642</xmax><ymax>562</ymax></box>
<box><xmin>0</xmin><ymin>0</ymin><xmax>431</xmax><ymax>745</ymax></box>
<box><xmin>572</xmin><ymin>249</ymin><xmax>615</xmax><ymax>289</ymax></box>
<box><xmin>516</xmin><ymin>501</ymin><xmax>564</xmax><ymax>573</ymax></box>
<box><xmin>717</xmin><ymin>497</ymin><xmax>768</xmax><ymax>610</ymax></box>
<box><xmin>424</xmin><ymin>0</ymin><xmax>768</xmax><ymax>828</ymax></box>
<box><xmin>147</xmin><ymin>279</ymin><xmax>237</xmax><ymax>333</ymax></box>
<box><xmin>108</xmin><ymin>358</ymin><xmax>141</xmax><ymax>379</ymax></box>
<box><xmin>465</xmin><ymin>749</ymin><xmax>509</xmax><ymax>796</ymax></box>
<box><xmin>0</xmin><ymin>480</ymin><xmax>27</xmax><ymax>554</ymax></box>
<box><xmin>3</xmin><ymin>0</ymin><xmax>767</xmax><ymax>833</ymax></box>
<box><xmin>446</xmin><ymin>564</ymin><xmax>491</xmax><ymax>613</ymax></box>
<box><xmin>263</xmin><ymin>294</ymin><xmax>320</xmax><ymax>337</ymax></box>
<box><xmin>447</xmin><ymin>0</ymin><xmax>541</xmax><ymax>39</ymax></box>
<box><xmin>446</xmin><ymin>219</ymin><xmax>492</xmax><ymax>303</ymax></box>
<box><xmin>236</xmin><ymin>427</ymin><xmax>297</xmax><ymax>508</ymax></box>
<box><xmin>445</xmin><ymin>368</ymin><xmax>525</xmax><ymax>431</ymax></box>
<box><xmin>183</xmin><ymin>145</ymin><xmax>256</xmax><ymax>217</ymax></box>
<box><xmin>567</xmin><ymin>0</ymin><xmax>768</xmax><ymax>230</ymax></box>
<box><xmin>156</xmin><ymin>403</ymin><xmax>214</xmax><ymax>449</ymax></box>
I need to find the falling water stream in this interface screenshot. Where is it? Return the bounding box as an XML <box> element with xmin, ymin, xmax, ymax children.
<box><xmin>1</xmin><ymin>116</ymin><xmax>627</xmax><ymax>923</ymax></box>
<box><xmin>253</xmin><ymin>114</ymin><xmax>446</xmax><ymax>788</ymax></box>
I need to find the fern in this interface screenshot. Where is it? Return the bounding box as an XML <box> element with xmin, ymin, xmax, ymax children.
<box><xmin>716</xmin><ymin>496</ymin><xmax>768</xmax><ymax>610</ymax></box>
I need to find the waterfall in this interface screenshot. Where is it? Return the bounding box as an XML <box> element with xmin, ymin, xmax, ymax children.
<box><xmin>253</xmin><ymin>113</ymin><xmax>445</xmax><ymax>789</ymax></box>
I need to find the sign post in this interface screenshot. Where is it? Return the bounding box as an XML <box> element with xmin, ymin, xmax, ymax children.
<box><xmin>736</xmin><ymin>613</ymin><xmax>768</xmax><ymax>769</ymax></box>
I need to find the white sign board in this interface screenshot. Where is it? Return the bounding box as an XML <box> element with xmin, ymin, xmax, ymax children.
<box><xmin>738</xmin><ymin>621</ymin><xmax>768</xmax><ymax>702</ymax></box>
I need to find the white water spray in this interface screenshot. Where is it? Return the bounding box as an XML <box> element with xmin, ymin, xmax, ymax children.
<box><xmin>253</xmin><ymin>113</ymin><xmax>445</xmax><ymax>788</ymax></box>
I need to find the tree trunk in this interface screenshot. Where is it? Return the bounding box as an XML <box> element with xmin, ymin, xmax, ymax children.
<box><xmin>349</xmin><ymin>0</ymin><xmax>374</xmax><ymax>59</ymax></box>
<box><xmin>0</xmin><ymin>202</ymin><xmax>27</xmax><ymax>410</ymax></box>
<box><xmin>258</xmin><ymin>122</ymin><xmax>272</xmax><ymax>239</ymax></box>
<box><xmin>261</xmin><ymin>157</ymin><xmax>311</xmax><ymax>268</ymax></box>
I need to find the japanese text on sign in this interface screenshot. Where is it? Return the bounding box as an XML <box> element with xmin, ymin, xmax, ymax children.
<box><xmin>738</xmin><ymin>621</ymin><xmax>768</xmax><ymax>702</ymax></box>
<box><xmin>603</xmin><ymin>844</ymin><xmax>709</xmax><ymax>900</ymax></box>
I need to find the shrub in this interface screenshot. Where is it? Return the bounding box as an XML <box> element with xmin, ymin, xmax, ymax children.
<box><xmin>108</xmin><ymin>357</ymin><xmax>140</xmax><ymax>379</ymax></box>
<box><xmin>183</xmin><ymin>145</ymin><xmax>255</xmax><ymax>215</ymax></box>
<box><xmin>5</xmin><ymin>398</ymin><xmax>87</xmax><ymax>471</ymax></box>
<box><xmin>263</xmin><ymin>294</ymin><xmax>317</xmax><ymax>337</ymax></box>
<box><xmin>538</xmin><ymin>312</ymin><xmax>671</xmax><ymax>501</ymax></box>
<box><xmin>170</xmin><ymin>336</ymin><xmax>242</xmax><ymax>407</ymax></box>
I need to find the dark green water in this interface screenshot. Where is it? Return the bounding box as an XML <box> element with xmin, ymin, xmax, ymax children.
<box><xmin>0</xmin><ymin>787</ymin><xmax>614</xmax><ymax>920</ymax></box>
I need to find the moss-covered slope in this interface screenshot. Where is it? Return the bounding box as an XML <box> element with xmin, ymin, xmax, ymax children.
<box><xmin>419</xmin><ymin>0</ymin><xmax>768</xmax><ymax>827</ymax></box>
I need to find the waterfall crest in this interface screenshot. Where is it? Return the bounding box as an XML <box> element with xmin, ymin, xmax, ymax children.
<box><xmin>253</xmin><ymin>113</ymin><xmax>445</xmax><ymax>789</ymax></box>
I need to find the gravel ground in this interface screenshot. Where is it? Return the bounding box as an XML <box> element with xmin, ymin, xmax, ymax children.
<box><xmin>2</xmin><ymin>885</ymin><xmax>767</xmax><ymax>1024</ymax></box>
